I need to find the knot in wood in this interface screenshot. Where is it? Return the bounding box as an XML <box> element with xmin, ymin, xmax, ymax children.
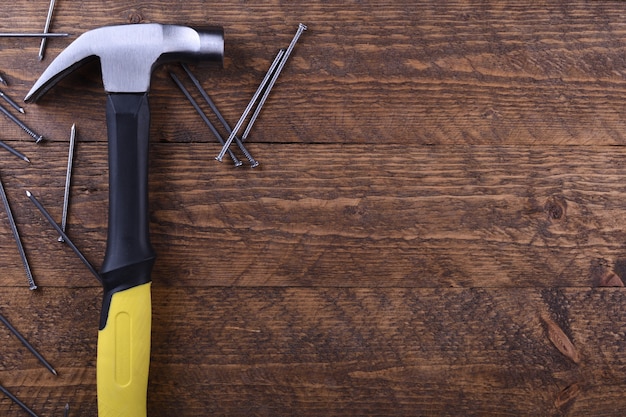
<box><xmin>555</xmin><ymin>382</ymin><xmax>581</xmax><ymax>410</ymax></box>
<box><xmin>599</xmin><ymin>270</ymin><xmax>624</xmax><ymax>287</ymax></box>
<box><xmin>128</xmin><ymin>11</ymin><xmax>144</xmax><ymax>24</ymax></box>
<box><xmin>544</xmin><ymin>197</ymin><xmax>566</xmax><ymax>220</ymax></box>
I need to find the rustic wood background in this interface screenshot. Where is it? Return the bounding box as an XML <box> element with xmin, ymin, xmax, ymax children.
<box><xmin>1</xmin><ymin>1</ymin><xmax>626</xmax><ymax>416</ymax></box>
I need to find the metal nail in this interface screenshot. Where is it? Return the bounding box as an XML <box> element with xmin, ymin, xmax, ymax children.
<box><xmin>0</xmin><ymin>139</ymin><xmax>30</xmax><ymax>163</ymax></box>
<box><xmin>181</xmin><ymin>64</ymin><xmax>230</xmax><ymax>133</ymax></box>
<box><xmin>26</xmin><ymin>190</ymin><xmax>102</xmax><ymax>283</ymax></box>
<box><xmin>64</xmin><ymin>403</ymin><xmax>70</xmax><ymax>417</ymax></box>
<box><xmin>0</xmin><ymin>89</ymin><xmax>24</xmax><ymax>113</ymax></box>
<box><xmin>0</xmin><ymin>103</ymin><xmax>44</xmax><ymax>143</ymax></box>
<box><xmin>218</xmin><ymin>23</ymin><xmax>307</xmax><ymax>159</ymax></box>
<box><xmin>0</xmin><ymin>32</ymin><xmax>69</xmax><ymax>38</ymax></box>
<box><xmin>169</xmin><ymin>72</ymin><xmax>243</xmax><ymax>167</ymax></box>
<box><xmin>0</xmin><ymin>383</ymin><xmax>42</xmax><ymax>417</ymax></box>
<box><xmin>216</xmin><ymin>48</ymin><xmax>286</xmax><ymax>161</ymax></box>
<box><xmin>0</xmin><ymin>175</ymin><xmax>36</xmax><ymax>290</ymax></box>
<box><xmin>242</xmin><ymin>24</ymin><xmax>307</xmax><ymax>141</ymax></box>
<box><xmin>39</xmin><ymin>0</ymin><xmax>57</xmax><ymax>61</ymax></box>
<box><xmin>0</xmin><ymin>311</ymin><xmax>57</xmax><ymax>375</ymax></box>
<box><xmin>59</xmin><ymin>124</ymin><xmax>76</xmax><ymax>241</ymax></box>
<box><xmin>235</xmin><ymin>136</ymin><xmax>259</xmax><ymax>167</ymax></box>
<box><xmin>180</xmin><ymin>64</ymin><xmax>259</xmax><ymax>167</ymax></box>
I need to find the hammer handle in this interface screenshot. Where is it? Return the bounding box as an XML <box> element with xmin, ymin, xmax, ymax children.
<box><xmin>97</xmin><ymin>282</ymin><xmax>151</xmax><ymax>417</ymax></box>
<box><xmin>100</xmin><ymin>93</ymin><xmax>155</xmax><ymax>288</ymax></box>
<box><xmin>99</xmin><ymin>92</ymin><xmax>156</xmax><ymax>417</ymax></box>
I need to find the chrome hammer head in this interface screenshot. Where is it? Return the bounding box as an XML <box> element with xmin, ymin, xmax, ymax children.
<box><xmin>25</xmin><ymin>23</ymin><xmax>224</xmax><ymax>102</ymax></box>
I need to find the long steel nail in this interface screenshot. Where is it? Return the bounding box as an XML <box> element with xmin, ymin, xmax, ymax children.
<box><xmin>180</xmin><ymin>64</ymin><xmax>259</xmax><ymax>167</ymax></box>
<box><xmin>169</xmin><ymin>72</ymin><xmax>243</xmax><ymax>167</ymax></box>
<box><xmin>242</xmin><ymin>24</ymin><xmax>307</xmax><ymax>141</ymax></box>
<box><xmin>59</xmin><ymin>124</ymin><xmax>76</xmax><ymax>242</ymax></box>
<box><xmin>235</xmin><ymin>135</ymin><xmax>259</xmax><ymax>167</ymax></box>
<box><xmin>216</xmin><ymin>48</ymin><xmax>286</xmax><ymax>161</ymax></box>
<box><xmin>64</xmin><ymin>403</ymin><xmax>70</xmax><ymax>417</ymax></box>
<box><xmin>0</xmin><ymin>89</ymin><xmax>24</xmax><ymax>113</ymax></box>
<box><xmin>0</xmin><ymin>139</ymin><xmax>30</xmax><ymax>163</ymax></box>
<box><xmin>0</xmin><ymin>311</ymin><xmax>57</xmax><ymax>375</ymax></box>
<box><xmin>0</xmin><ymin>175</ymin><xmax>36</xmax><ymax>290</ymax></box>
<box><xmin>26</xmin><ymin>190</ymin><xmax>102</xmax><ymax>283</ymax></box>
<box><xmin>39</xmin><ymin>0</ymin><xmax>57</xmax><ymax>61</ymax></box>
<box><xmin>0</xmin><ymin>104</ymin><xmax>44</xmax><ymax>143</ymax></box>
<box><xmin>0</xmin><ymin>33</ymin><xmax>69</xmax><ymax>38</ymax></box>
<box><xmin>181</xmin><ymin>64</ymin><xmax>232</xmax><ymax>133</ymax></box>
<box><xmin>0</xmin><ymin>383</ymin><xmax>42</xmax><ymax>417</ymax></box>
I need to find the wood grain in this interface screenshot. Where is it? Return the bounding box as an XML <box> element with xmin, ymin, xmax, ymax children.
<box><xmin>0</xmin><ymin>144</ymin><xmax>625</xmax><ymax>289</ymax></box>
<box><xmin>4</xmin><ymin>2</ymin><xmax>626</xmax><ymax>146</ymax></box>
<box><xmin>1</xmin><ymin>1</ymin><xmax>626</xmax><ymax>416</ymax></box>
<box><xmin>2</xmin><ymin>287</ymin><xmax>626</xmax><ymax>416</ymax></box>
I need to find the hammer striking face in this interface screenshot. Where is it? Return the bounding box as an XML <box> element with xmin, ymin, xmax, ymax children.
<box><xmin>26</xmin><ymin>23</ymin><xmax>224</xmax><ymax>417</ymax></box>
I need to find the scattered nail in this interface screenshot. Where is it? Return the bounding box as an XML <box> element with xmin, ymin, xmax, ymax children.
<box><xmin>243</xmin><ymin>25</ymin><xmax>308</xmax><ymax>141</ymax></box>
<box><xmin>0</xmin><ymin>138</ymin><xmax>30</xmax><ymax>163</ymax></box>
<box><xmin>0</xmin><ymin>383</ymin><xmax>42</xmax><ymax>417</ymax></box>
<box><xmin>216</xmin><ymin>48</ymin><xmax>285</xmax><ymax>161</ymax></box>
<box><xmin>0</xmin><ymin>103</ymin><xmax>44</xmax><ymax>143</ymax></box>
<box><xmin>181</xmin><ymin>63</ymin><xmax>259</xmax><ymax>167</ymax></box>
<box><xmin>59</xmin><ymin>124</ymin><xmax>76</xmax><ymax>241</ymax></box>
<box><xmin>0</xmin><ymin>89</ymin><xmax>23</xmax><ymax>113</ymax></box>
<box><xmin>169</xmin><ymin>72</ymin><xmax>243</xmax><ymax>167</ymax></box>
<box><xmin>0</xmin><ymin>32</ymin><xmax>69</xmax><ymax>38</ymax></box>
<box><xmin>26</xmin><ymin>190</ymin><xmax>102</xmax><ymax>283</ymax></box>
<box><xmin>39</xmin><ymin>0</ymin><xmax>58</xmax><ymax>61</ymax></box>
<box><xmin>0</xmin><ymin>174</ymin><xmax>36</xmax><ymax>290</ymax></box>
<box><xmin>218</xmin><ymin>23</ymin><xmax>307</xmax><ymax>160</ymax></box>
<box><xmin>0</xmin><ymin>311</ymin><xmax>57</xmax><ymax>375</ymax></box>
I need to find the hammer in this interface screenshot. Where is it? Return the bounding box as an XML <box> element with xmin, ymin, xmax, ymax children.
<box><xmin>25</xmin><ymin>23</ymin><xmax>224</xmax><ymax>417</ymax></box>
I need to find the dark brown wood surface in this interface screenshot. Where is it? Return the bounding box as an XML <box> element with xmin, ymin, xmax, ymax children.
<box><xmin>1</xmin><ymin>1</ymin><xmax>626</xmax><ymax>416</ymax></box>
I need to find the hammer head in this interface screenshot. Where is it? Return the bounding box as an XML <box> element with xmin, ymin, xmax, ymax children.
<box><xmin>25</xmin><ymin>23</ymin><xmax>224</xmax><ymax>102</ymax></box>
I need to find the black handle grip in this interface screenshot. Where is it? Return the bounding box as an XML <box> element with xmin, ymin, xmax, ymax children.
<box><xmin>99</xmin><ymin>92</ymin><xmax>156</xmax><ymax>329</ymax></box>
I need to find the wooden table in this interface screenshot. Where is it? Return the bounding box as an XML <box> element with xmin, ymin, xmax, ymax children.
<box><xmin>1</xmin><ymin>1</ymin><xmax>626</xmax><ymax>416</ymax></box>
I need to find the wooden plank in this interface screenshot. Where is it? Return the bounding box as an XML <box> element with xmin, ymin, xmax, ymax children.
<box><xmin>0</xmin><ymin>143</ymin><xmax>625</xmax><ymax>289</ymax></box>
<box><xmin>1</xmin><ymin>286</ymin><xmax>626</xmax><ymax>416</ymax></box>
<box><xmin>2</xmin><ymin>2</ymin><xmax>626</xmax><ymax>146</ymax></box>
<box><xmin>1</xmin><ymin>1</ymin><xmax>626</xmax><ymax>416</ymax></box>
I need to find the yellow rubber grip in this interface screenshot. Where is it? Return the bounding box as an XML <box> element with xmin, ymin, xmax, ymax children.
<box><xmin>97</xmin><ymin>282</ymin><xmax>151</xmax><ymax>417</ymax></box>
